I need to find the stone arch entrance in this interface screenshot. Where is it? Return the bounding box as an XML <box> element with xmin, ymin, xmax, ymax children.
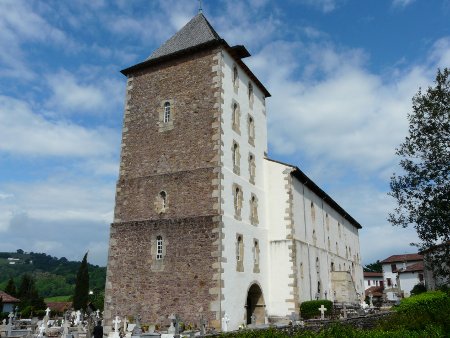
<box><xmin>245</xmin><ymin>283</ymin><xmax>265</xmax><ymax>325</ymax></box>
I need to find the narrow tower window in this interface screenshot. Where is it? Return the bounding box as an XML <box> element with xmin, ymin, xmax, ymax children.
<box><xmin>250</xmin><ymin>194</ymin><xmax>259</xmax><ymax>225</ymax></box>
<box><xmin>160</xmin><ymin>191</ymin><xmax>167</xmax><ymax>208</ymax></box>
<box><xmin>163</xmin><ymin>102</ymin><xmax>171</xmax><ymax>123</ymax></box>
<box><xmin>233</xmin><ymin>65</ymin><xmax>239</xmax><ymax>89</ymax></box>
<box><xmin>155</xmin><ymin>190</ymin><xmax>168</xmax><ymax>214</ymax></box>
<box><xmin>248</xmin><ymin>153</ymin><xmax>256</xmax><ymax>184</ymax></box>
<box><xmin>236</xmin><ymin>234</ymin><xmax>244</xmax><ymax>272</ymax></box>
<box><xmin>248</xmin><ymin>115</ymin><xmax>255</xmax><ymax>145</ymax></box>
<box><xmin>156</xmin><ymin>236</ymin><xmax>163</xmax><ymax>260</ymax></box>
<box><xmin>232</xmin><ymin>102</ymin><xmax>240</xmax><ymax>133</ymax></box>
<box><xmin>233</xmin><ymin>184</ymin><xmax>243</xmax><ymax>219</ymax></box>
<box><xmin>232</xmin><ymin>141</ymin><xmax>240</xmax><ymax>174</ymax></box>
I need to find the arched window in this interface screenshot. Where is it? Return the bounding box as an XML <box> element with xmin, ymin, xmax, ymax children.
<box><xmin>159</xmin><ymin>191</ymin><xmax>167</xmax><ymax>209</ymax></box>
<box><xmin>336</xmin><ymin>242</ymin><xmax>339</xmax><ymax>255</ymax></box>
<box><xmin>232</xmin><ymin>141</ymin><xmax>240</xmax><ymax>174</ymax></box>
<box><xmin>327</xmin><ymin>236</ymin><xmax>331</xmax><ymax>250</ymax></box>
<box><xmin>250</xmin><ymin>194</ymin><xmax>258</xmax><ymax>225</ymax></box>
<box><xmin>156</xmin><ymin>236</ymin><xmax>163</xmax><ymax>260</ymax></box>
<box><xmin>236</xmin><ymin>234</ymin><xmax>244</xmax><ymax>272</ymax></box>
<box><xmin>237</xmin><ymin>236</ymin><xmax>242</xmax><ymax>261</ymax></box>
<box><xmin>248</xmin><ymin>115</ymin><xmax>255</xmax><ymax>143</ymax></box>
<box><xmin>163</xmin><ymin>102</ymin><xmax>171</xmax><ymax>123</ymax></box>
<box><xmin>248</xmin><ymin>82</ymin><xmax>253</xmax><ymax>103</ymax></box>
<box><xmin>233</xmin><ymin>65</ymin><xmax>239</xmax><ymax>88</ymax></box>
<box><xmin>338</xmin><ymin>223</ymin><xmax>341</xmax><ymax>238</ymax></box>
<box><xmin>331</xmin><ymin>261</ymin><xmax>335</xmax><ymax>271</ymax></box>
<box><xmin>249</xmin><ymin>153</ymin><xmax>256</xmax><ymax>184</ymax></box>
<box><xmin>232</xmin><ymin>102</ymin><xmax>240</xmax><ymax>132</ymax></box>
<box><xmin>254</xmin><ymin>240</ymin><xmax>259</xmax><ymax>265</ymax></box>
<box><xmin>312</xmin><ymin>230</ymin><xmax>317</xmax><ymax>246</ymax></box>
<box><xmin>326</xmin><ymin>214</ymin><xmax>329</xmax><ymax>231</ymax></box>
<box><xmin>311</xmin><ymin>202</ymin><xmax>316</xmax><ymax>224</ymax></box>
<box><xmin>233</xmin><ymin>184</ymin><xmax>243</xmax><ymax>218</ymax></box>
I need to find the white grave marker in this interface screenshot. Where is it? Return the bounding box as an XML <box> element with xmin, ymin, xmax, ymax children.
<box><xmin>318</xmin><ymin>305</ymin><xmax>327</xmax><ymax>320</ymax></box>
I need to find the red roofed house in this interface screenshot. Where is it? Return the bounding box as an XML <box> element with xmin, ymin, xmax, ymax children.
<box><xmin>0</xmin><ymin>291</ymin><xmax>20</xmax><ymax>313</ymax></box>
<box><xmin>363</xmin><ymin>271</ymin><xmax>384</xmax><ymax>290</ymax></box>
<box><xmin>380</xmin><ymin>253</ymin><xmax>424</xmax><ymax>300</ymax></box>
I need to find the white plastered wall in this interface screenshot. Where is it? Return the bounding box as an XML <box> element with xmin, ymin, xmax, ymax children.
<box><xmin>219</xmin><ymin>49</ymin><xmax>269</xmax><ymax>330</ymax></box>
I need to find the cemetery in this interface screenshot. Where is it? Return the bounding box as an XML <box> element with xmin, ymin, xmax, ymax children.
<box><xmin>2</xmin><ymin>290</ymin><xmax>448</xmax><ymax>338</ymax></box>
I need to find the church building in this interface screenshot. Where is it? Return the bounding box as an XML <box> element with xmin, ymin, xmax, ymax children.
<box><xmin>104</xmin><ymin>13</ymin><xmax>364</xmax><ymax>331</ymax></box>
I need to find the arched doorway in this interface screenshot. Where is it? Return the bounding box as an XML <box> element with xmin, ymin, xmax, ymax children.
<box><xmin>245</xmin><ymin>283</ymin><xmax>265</xmax><ymax>325</ymax></box>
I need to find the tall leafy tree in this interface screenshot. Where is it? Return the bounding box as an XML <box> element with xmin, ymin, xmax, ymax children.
<box><xmin>4</xmin><ymin>278</ymin><xmax>17</xmax><ymax>297</ymax></box>
<box><xmin>17</xmin><ymin>274</ymin><xmax>46</xmax><ymax>311</ymax></box>
<box><xmin>389</xmin><ymin>68</ymin><xmax>450</xmax><ymax>282</ymax></box>
<box><xmin>363</xmin><ymin>260</ymin><xmax>382</xmax><ymax>273</ymax></box>
<box><xmin>73</xmin><ymin>252</ymin><xmax>90</xmax><ymax>310</ymax></box>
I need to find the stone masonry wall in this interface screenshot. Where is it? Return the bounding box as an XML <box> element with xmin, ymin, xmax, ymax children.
<box><xmin>105</xmin><ymin>217</ymin><xmax>218</xmax><ymax>328</ymax></box>
<box><xmin>115</xmin><ymin>48</ymin><xmax>220</xmax><ymax>222</ymax></box>
<box><xmin>105</xmin><ymin>47</ymin><xmax>223</xmax><ymax>330</ymax></box>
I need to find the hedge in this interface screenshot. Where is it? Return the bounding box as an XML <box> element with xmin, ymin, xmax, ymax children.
<box><xmin>300</xmin><ymin>300</ymin><xmax>333</xmax><ymax>319</ymax></box>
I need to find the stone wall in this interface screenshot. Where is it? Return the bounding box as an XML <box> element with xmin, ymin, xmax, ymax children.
<box><xmin>104</xmin><ymin>216</ymin><xmax>219</xmax><ymax>328</ymax></box>
<box><xmin>114</xmin><ymin>47</ymin><xmax>220</xmax><ymax>223</ymax></box>
<box><xmin>105</xmin><ymin>47</ymin><xmax>223</xmax><ymax>329</ymax></box>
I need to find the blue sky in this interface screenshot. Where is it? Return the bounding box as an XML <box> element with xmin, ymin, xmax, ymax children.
<box><xmin>0</xmin><ymin>0</ymin><xmax>449</xmax><ymax>266</ymax></box>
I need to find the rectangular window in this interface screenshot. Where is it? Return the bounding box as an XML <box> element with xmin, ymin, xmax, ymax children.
<box><xmin>156</xmin><ymin>236</ymin><xmax>163</xmax><ymax>260</ymax></box>
<box><xmin>391</xmin><ymin>264</ymin><xmax>397</xmax><ymax>273</ymax></box>
<box><xmin>387</xmin><ymin>278</ymin><xmax>392</xmax><ymax>287</ymax></box>
<box><xmin>368</xmin><ymin>280</ymin><xmax>371</xmax><ymax>286</ymax></box>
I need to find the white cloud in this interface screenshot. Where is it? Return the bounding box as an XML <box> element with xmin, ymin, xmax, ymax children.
<box><xmin>0</xmin><ymin>95</ymin><xmax>118</xmax><ymax>157</ymax></box>
<box><xmin>45</xmin><ymin>70</ymin><xmax>123</xmax><ymax>115</ymax></box>
<box><xmin>0</xmin><ymin>0</ymin><xmax>70</xmax><ymax>79</ymax></box>
<box><xmin>298</xmin><ymin>0</ymin><xmax>342</xmax><ymax>13</ymax></box>
<box><xmin>392</xmin><ymin>0</ymin><xmax>415</xmax><ymax>8</ymax></box>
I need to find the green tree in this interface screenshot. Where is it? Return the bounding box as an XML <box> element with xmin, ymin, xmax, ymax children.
<box><xmin>17</xmin><ymin>274</ymin><xmax>46</xmax><ymax>312</ymax></box>
<box><xmin>389</xmin><ymin>68</ymin><xmax>450</xmax><ymax>282</ymax></box>
<box><xmin>73</xmin><ymin>252</ymin><xmax>89</xmax><ymax>310</ymax></box>
<box><xmin>4</xmin><ymin>278</ymin><xmax>17</xmax><ymax>297</ymax></box>
<box><xmin>363</xmin><ymin>260</ymin><xmax>382</xmax><ymax>273</ymax></box>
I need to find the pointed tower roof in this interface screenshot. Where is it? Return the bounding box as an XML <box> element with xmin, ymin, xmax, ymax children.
<box><xmin>147</xmin><ymin>13</ymin><xmax>221</xmax><ymax>60</ymax></box>
<box><xmin>121</xmin><ymin>13</ymin><xmax>270</xmax><ymax>97</ymax></box>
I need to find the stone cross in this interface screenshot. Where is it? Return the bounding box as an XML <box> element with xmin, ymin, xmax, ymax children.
<box><xmin>289</xmin><ymin>312</ymin><xmax>298</xmax><ymax>325</ymax></box>
<box><xmin>221</xmin><ymin>313</ymin><xmax>229</xmax><ymax>332</ymax></box>
<box><xmin>45</xmin><ymin>308</ymin><xmax>51</xmax><ymax>318</ymax></box>
<box><xmin>199</xmin><ymin>315</ymin><xmax>206</xmax><ymax>336</ymax></box>
<box><xmin>369</xmin><ymin>293</ymin><xmax>374</xmax><ymax>308</ymax></box>
<box><xmin>7</xmin><ymin>313</ymin><xmax>13</xmax><ymax>337</ymax></box>
<box><xmin>113</xmin><ymin>316</ymin><xmax>121</xmax><ymax>333</ymax></box>
<box><xmin>38</xmin><ymin>323</ymin><xmax>46</xmax><ymax>338</ymax></box>
<box><xmin>318</xmin><ymin>305</ymin><xmax>327</xmax><ymax>320</ymax></box>
<box><xmin>250</xmin><ymin>313</ymin><xmax>256</xmax><ymax>325</ymax></box>
<box><xmin>96</xmin><ymin>310</ymin><xmax>100</xmax><ymax>319</ymax></box>
<box><xmin>123</xmin><ymin>317</ymin><xmax>128</xmax><ymax>333</ymax></box>
<box><xmin>168</xmin><ymin>314</ymin><xmax>176</xmax><ymax>334</ymax></box>
<box><xmin>75</xmin><ymin>310</ymin><xmax>82</xmax><ymax>325</ymax></box>
<box><xmin>8</xmin><ymin>312</ymin><xmax>14</xmax><ymax>324</ymax></box>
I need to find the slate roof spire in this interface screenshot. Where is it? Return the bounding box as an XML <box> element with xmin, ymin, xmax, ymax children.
<box><xmin>147</xmin><ymin>13</ymin><xmax>221</xmax><ymax>61</ymax></box>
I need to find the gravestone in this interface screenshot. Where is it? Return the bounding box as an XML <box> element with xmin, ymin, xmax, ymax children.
<box><xmin>318</xmin><ymin>305</ymin><xmax>327</xmax><ymax>320</ymax></box>
<box><xmin>37</xmin><ymin>323</ymin><xmax>46</xmax><ymax>338</ymax></box>
<box><xmin>369</xmin><ymin>293</ymin><xmax>374</xmax><ymax>308</ymax></box>
<box><xmin>167</xmin><ymin>314</ymin><xmax>176</xmax><ymax>334</ymax></box>
<box><xmin>251</xmin><ymin>313</ymin><xmax>256</xmax><ymax>326</ymax></box>
<box><xmin>290</xmin><ymin>312</ymin><xmax>298</xmax><ymax>326</ymax></box>
<box><xmin>199</xmin><ymin>316</ymin><xmax>206</xmax><ymax>336</ymax></box>
<box><xmin>7</xmin><ymin>313</ymin><xmax>14</xmax><ymax>337</ymax></box>
<box><xmin>131</xmin><ymin>314</ymin><xmax>142</xmax><ymax>338</ymax></box>
<box><xmin>221</xmin><ymin>313</ymin><xmax>229</xmax><ymax>332</ymax></box>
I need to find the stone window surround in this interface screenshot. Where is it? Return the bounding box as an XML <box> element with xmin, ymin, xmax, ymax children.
<box><xmin>151</xmin><ymin>233</ymin><xmax>168</xmax><ymax>271</ymax></box>
<box><xmin>249</xmin><ymin>193</ymin><xmax>259</xmax><ymax>226</ymax></box>
<box><xmin>154</xmin><ymin>190</ymin><xmax>169</xmax><ymax>214</ymax></box>
<box><xmin>247</xmin><ymin>114</ymin><xmax>255</xmax><ymax>146</ymax></box>
<box><xmin>253</xmin><ymin>238</ymin><xmax>260</xmax><ymax>273</ymax></box>
<box><xmin>156</xmin><ymin>236</ymin><xmax>163</xmax><ymax>260</ymax></box>
<box><xmin>158</xmin><ymin>99</ymin><xmax>175</xmax><ymax>132</ymax></box>
<box><xmin>236</xmin><ymin>233</ymin><xmax>244</xmax><ymax>272</ymax></box>
<box><xmin>232</xmin><ymin>64</ymin><xmax>239</xmax><ymax>93</ymax></box>
<box><xmin>248</xmin><ymin>81</ymin><xmax>254</xmax><ymax>108</ymax></box>
<box><xmin>248</xmin><ymin>152</ymin><xmax>256</xmax><ymax>185</ymax></box>
<box><xmin>233</xmin><ymin>183</ymin><xmax>243</xmax><ymax>220</ymax></box>
<box><xmin>231</xmin><ymin>100</ymin><xmax>241</xmax><ymax>134</ymax></box>
<box><xmin>232</xmin><ymin>140</ymin><xmax>241</xmax><ymax>175</ymax></box>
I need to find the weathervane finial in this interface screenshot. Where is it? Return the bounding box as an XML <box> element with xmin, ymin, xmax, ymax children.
<box><xmin>198</xmin><ymin>0</ymin><xmax>203</xmax><ymax>14</ymax></box>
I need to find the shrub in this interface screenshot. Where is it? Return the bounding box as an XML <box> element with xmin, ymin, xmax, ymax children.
<box><xmin>410</xmin><ymin>283</ymin><xmax>426</xmax><ymax>296</ymax></box>
<box><xmin>300</xmin><ymin>300</ymin><xmax>333</xmax><ymax>319</ymax></box>
<box><xmin>378</xmin><ymin>291</ymin><xmax>450</xmax><ymax>333</ymax></box>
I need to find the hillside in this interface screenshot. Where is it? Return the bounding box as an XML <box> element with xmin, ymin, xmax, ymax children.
<box><xmin>0</xmin><ymin>250</ymin><xmax>106</xmax><ymax>298</ymax></box>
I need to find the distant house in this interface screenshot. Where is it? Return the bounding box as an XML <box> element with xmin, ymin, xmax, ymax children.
<box><xmin>0</xmin><ymin>291</ymin><xmax>20</xmax><ymax>313</ymax></box>
<box><xmin>363</xmin><ymin>272</ymin><xmax>384</xmax><ymax>290</ymax></box>
<box><xmin>420</xmin><ymin>241</ymin><xmax>450</xmax><ymax>290</ymax></box>
<box><xmin>380</xmin><ymin>253</ymin><xmax>424</xmax><ymax>300</ymax></box>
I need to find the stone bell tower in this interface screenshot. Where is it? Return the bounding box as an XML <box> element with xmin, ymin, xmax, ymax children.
<box><xmin>104</xmin><ymin>14</ymin><xmax>225</xmax><ymax>328</ymax></box>
<box><xmin>104</xmin><ymin>12</ymin><xmax>272</xmax><ymax>331</ymax></box>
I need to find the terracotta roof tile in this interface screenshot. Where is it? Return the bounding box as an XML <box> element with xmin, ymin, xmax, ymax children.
<box><xmin>364</xmin><ymin>272</ymin><xmax>383</xmax><ymax>277</ymax></box>
<box><xmin>398</xmin><ymin>261</ymin><xmax>424</xmax><ymax>273</ymax></box>
<box><xmin>0</xmin><ymin>291</ymin><xmax>20</xmax><ymax>303</ymax></box>
<box><xmin>380</xmin><ymin>253</ymin><xmax>423</xmax><ymax>264</ymax></box>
